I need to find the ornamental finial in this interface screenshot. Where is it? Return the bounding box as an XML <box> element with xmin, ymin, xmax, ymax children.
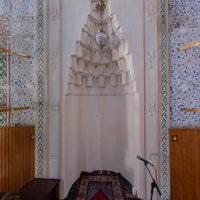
<box><xmin>96</xmin><ymin>0</ymin><xmax>106</xmax><ymax>11</ymax></box>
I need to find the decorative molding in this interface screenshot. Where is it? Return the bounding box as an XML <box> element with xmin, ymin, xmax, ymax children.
<box><xmin>160</xmin><ymin>0</ymin><xmax>170</xmax><ymax>199</ymax></box>
<box><xmin>144</xmin><ymin>0</ymin><xmax>160</xmax><ymax>199</ymax></box>
<box><xmin>50</xmin><ymin>9</ymin><xmax>58</xmax><ymax>25</ymax></box>
<box><xmin>148</xmin><ymin>152</ymin><xmax>159</xmax><ymax>162</ymax></box>
<box><xmin>50</xmin><ymin>51</ymin><xmax>58</xmax><ymax>66</ymax></box>
<box><xmin>67</xmin><ymin>1</ymin><xmax>136</xmax><ymax>96</ymax></box>
<box><xmin>146</xmin><ymin>104</ymin><xmax>156</xmax><ymax>116</ymax></box>
<box><xmin>145</xmin><ymin>0</ymin><xmax>156</xmax><ymax>22</ymax></box>
<box><xmin>145</xmin><ymin>50</ymin><xmax>156</xmax><ymax>69</ymax></box>
<box><xmin>47</xmin><ymin>0</ymin><xmax>61</xmax><ymax>179</ymax></box>
<box><xmin>36</xmin><ymin>0</ymin><xmax>48</xmax><ymax>177</ymax></box>
<box><xmin>49</xmin><ymin>102</ymin><xmax>59</xmax><ymax>113</ymax></box>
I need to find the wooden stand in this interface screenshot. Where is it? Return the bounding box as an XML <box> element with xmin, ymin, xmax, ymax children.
<box><xmin>19</xmin><ymin>178</ymin><xmax>60</xmax><ymax>200</ymax></box>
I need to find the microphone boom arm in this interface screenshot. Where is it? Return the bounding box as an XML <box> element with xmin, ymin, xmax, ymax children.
<box><xmin>136</xmin><ymin>155</ymin><xmax>161</xmax><ymax>200</ymax></box>
<box><xmin>145</xmin><ymin>163</ymin><xmax>162</xmax><ymax>198</ymax></box>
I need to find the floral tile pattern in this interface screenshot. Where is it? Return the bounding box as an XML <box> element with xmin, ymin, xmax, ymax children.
<box><xmin>9</xmin><ymin>0</ymin><xmax>36</xmax><ymax>125</ymax></box>
<box><xmin>0</xmin><ymin>0</ymin><xmax>46</xmax><ymax>176</ymax></box>
<box><xmin>0</xmin><ymin>0</ymin><xmax>36</xmax><ymax>125</ymax></box>
<box><xmin>169</xmin><ymin>0</ymin><xmax>200</xmax><ymax>127</ymax></box>
<box><xmin>169</xmin><ymin>0</ymin><xmax>200</xmax><ymax>29</ymax></box>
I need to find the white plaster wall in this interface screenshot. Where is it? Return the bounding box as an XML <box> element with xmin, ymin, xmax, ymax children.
<box><xmin>48</xmin><ymin>0</ymin><xmax>61</xmax><ymax>178</ymax></box>
<box><xmin>63</xmin><ymin>94</ymin><xmax>140</xmax><ymax>198</ymax></box>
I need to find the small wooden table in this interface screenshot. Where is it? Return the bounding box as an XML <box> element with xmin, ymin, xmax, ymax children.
<box><xmin>19</xmin><ymin>178</ymin><xmax>60</xmax><ymax>200</ymax></box>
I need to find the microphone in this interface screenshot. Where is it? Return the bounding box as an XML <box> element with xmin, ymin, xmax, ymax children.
<box><xmin>136</xmin><ymin>155</ymin><xmax>153</xmax><ymax>166</ymax></box>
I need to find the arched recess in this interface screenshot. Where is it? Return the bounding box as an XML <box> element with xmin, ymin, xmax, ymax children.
<box><xmin>45</xmin><ymin>0</ymin><xmax>170</xmax><ymax>199</ymax></box>
<box><xmin>61</xmin><ymin>0</ymin><xmax>141</xmax><ymax>198</ymax></box>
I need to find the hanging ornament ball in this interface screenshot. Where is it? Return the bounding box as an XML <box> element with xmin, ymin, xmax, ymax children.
<box><xmin>96</xmin><ymin>0</ymin><xmax>106</xmax><ymax>11</ymax></box>
<box><xmin>95</xmin><ymin>31</ymin><xmax>108</xmax><ymax>49</ymax></box>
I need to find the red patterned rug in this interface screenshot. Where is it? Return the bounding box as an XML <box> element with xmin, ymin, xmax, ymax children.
<box><xmin>66</xmin><ymin>170</ymin><xmax>138</xmax><ymax>200</ymax></box>
<box><xmin>90</xmin><ymin>189</ymin><xmax>110</xmax><ymax>200</ymax></box>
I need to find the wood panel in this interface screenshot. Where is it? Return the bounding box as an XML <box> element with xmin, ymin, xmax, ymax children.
<box><xmin>0</xmin><ymin>126</ymin><xmax>35</xmax><ymax>192</ymax></box>
<box><xmin>169</xmin><ymin>128</ymin><xmax>200</xmax><ymax>200</ymax></box>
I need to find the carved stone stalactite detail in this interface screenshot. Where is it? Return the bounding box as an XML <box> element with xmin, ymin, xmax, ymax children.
<box><xmin>67</xmin><ymin>0</ymin><xmax>136</xmax><ymax>96</ymax></box>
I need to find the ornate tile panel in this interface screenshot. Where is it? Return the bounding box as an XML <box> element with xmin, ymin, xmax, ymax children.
<box><xmin>0</xmin><ymin>0</ymin><xmax>47</xmax><ymax>176</ymax></box>
<box><xmin>170</xmin><ymin>28</ymin><xmax>200</xmax><ymax>127</ymax></box>
<box><xmin>0</xmin><ymin>0</ymin><xmax>10</xmax><ymax>14</ymax></box>
<box><xmin>9</xmin><ymin>0</ymin><xmax>36</xmax><ymax>125</ymax></box>
<box><xmin>169</xmin><ymin>0</ymin><xmax>200</xmax><ymax>128</ymax></box>
<box><xmin>0</xmin><ymin>0</ymin><xmax>36</xmax><ymax>125</ymax></box>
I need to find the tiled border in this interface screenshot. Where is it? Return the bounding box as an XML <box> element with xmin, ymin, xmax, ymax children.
<box><xmin>160</xmin><ymin>0</ymin><xmax>170</xmax><ymax>199</ymax></box>
<box><xmin>35</xmin><ymin>0</ymin><xmax>47</xmax><ymax>177</ymax></box>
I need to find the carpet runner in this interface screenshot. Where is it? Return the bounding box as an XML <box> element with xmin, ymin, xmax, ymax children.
<box><xmin>65</xmin><ymin>170</ymin><xmax>138</xmax><ymax>200</ymax></box>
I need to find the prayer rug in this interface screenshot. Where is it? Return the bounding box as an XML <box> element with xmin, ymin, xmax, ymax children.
<box><xmin>90</xmin><ymin>188</ymin><xmax>110</xmax><ymax>200</ymax></box>
<box><xmin>65</xmin><ymin>170</ymin><xmax>138</xmax><ymax>200</ymax></box>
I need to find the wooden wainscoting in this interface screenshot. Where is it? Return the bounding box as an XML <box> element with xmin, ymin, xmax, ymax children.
<box><xmin>0</xmin><ymin>126</ymin><xmax>35</xmax><ymax>192</ymax></box>
<box><xmin>169</xmin><ymin>128</ymin><xmax>200</xmax><ymax>200</ymax></box>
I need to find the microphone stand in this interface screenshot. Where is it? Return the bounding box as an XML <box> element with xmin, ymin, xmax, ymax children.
<box><xmin>144</xmin><ymin>162</ymin><xmax>161</xmax><ymax>200</ymax></box>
